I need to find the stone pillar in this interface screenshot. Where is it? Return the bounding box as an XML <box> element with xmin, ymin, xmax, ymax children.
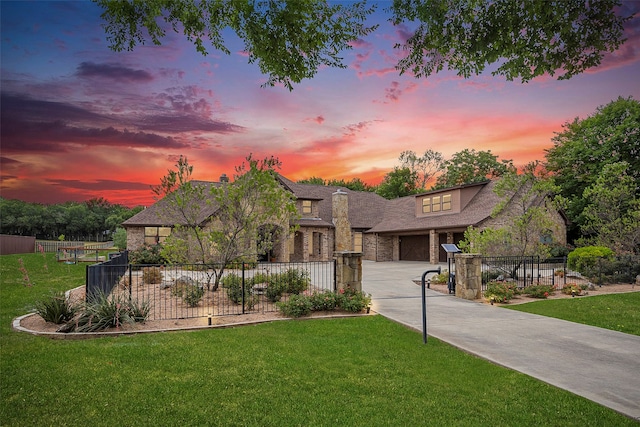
<box><xmin>334</xmin><ymin>252</ymin><xmax>362</xmax><ymax>292</ymax></box>
<box><xmin>332</xmin><ymin>189</ymin><xmax>352</xmax><ymax>252</ymax></box>
<box><xmin>454</xmin><ymin>253</ymin><xmax>482</xmax><ymax>300</ymax></box>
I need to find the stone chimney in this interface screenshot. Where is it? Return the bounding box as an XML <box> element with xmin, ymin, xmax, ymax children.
<box><xmin>332</xmin><ymin>189</ymin><xmax>352</xmax><ymax>252</ymax></box>
<box><xmin>219</xmin><ymin>173</ymin><xmax>229</xmax><ymax>183</ymax></box>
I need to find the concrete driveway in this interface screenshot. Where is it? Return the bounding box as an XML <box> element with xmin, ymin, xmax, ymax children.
<box><xmin>361</xmin><ymin>260</ymin><xmax>640</xmax><ymax>421</ymax></box>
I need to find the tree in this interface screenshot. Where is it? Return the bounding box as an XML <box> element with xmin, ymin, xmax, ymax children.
<box><xmin>459</xmin><ymin>164</ymin><xmax>565</xmax><ymax>271</ymax></box>
<box><xmin>580</xmin><ymin>162</ymin><xmax>640</xmax><ymax>254</ymax></box>
<box><xmin>154</xmin><ymin>155</ymin><xmax>299</xmax><ymax>290</ymax></box>
<box><xmin>94</xmin><ymin>0</ymin><xmax>377</xmax><ymax>90</ymax></box>
<box><xmin>398</xmin><ymin>149</ymin><xmax>444</xmax><ymax>191</ymax></box>
<box><xmin>297</xmin><ymin>177</ymin><xmax>326</xmax><ymax>186</ymax></box>
<box><xmin>435</xmin><ymin>149</ymin><xmax>515</xmax><ymax>189</ymax></box>
<box><xmin>544</xmin><ymin>97</ymin><xmax>640</xmax><ymax>241</ymax></box>
<box><xmin>94</xmin><ymin>0</ymin><xmax>633</xmax><ymax>88</ymax></box>
<box><xmin>391</xmin><ymin>0</ymin><xmax>632</xmax><ymax>82</ymax></box>
<box><xmin>376</xmin><ymin>167</ymin><xmax>419</xmax><ymax>199</ymax></box>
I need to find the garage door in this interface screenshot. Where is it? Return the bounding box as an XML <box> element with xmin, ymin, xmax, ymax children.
<box><xmin>400</xmin><ymin>235</ymin><xmax>429</xmax><ymax>261</ymax></box>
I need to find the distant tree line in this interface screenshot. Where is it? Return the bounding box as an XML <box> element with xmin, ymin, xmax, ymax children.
<box><xmin>299</xmin><ymin>97</ymin><xmax>640</xmax><ymax>254</ymax></box>
<box><xmin>0</xmin><ymin>197</ymin><xmax>143</xmax><ymax>242</ymax></box>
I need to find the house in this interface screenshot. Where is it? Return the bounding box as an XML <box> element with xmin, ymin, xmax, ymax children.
<box><xmin>123</xmin><ymin>176</ymin><xmax>567</xmax><ymax>264</ymax></box>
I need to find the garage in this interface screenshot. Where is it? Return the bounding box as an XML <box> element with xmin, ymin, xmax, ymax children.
<box><xmin>399</xmin><ymin>235</ymin><xmax>429</xmax><ymax>261</ymax></box>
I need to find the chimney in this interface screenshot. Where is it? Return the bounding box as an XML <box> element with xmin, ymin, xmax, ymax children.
<box><xmin>219</xmin><ymin>173</ymin><xmax>229</xmax><ymax>183</ymax></box>
<box><xmin>332</xmin><ymin>189</ymin><xmax>352</xmax><ymax>252</ymax></box>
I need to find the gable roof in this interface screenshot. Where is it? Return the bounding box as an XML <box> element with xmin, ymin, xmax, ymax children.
<box><xmin>367</xmin><ymin>180</ymin><xmax>500</xmax><ymax>234</ymax></box>
<box><xmin>277</xmin><ymin>175</ymin><xmax>388</xmax><ymax>229</ymax></box>
<box><xmin>123</xmin><ymin>175</ymin><xmax>504</xmax><ymax>234</ymax></box>
<box><xmin>122</xmin><ymin>181</ymin><xmax>220</xmax><ymax>227</ymax></box>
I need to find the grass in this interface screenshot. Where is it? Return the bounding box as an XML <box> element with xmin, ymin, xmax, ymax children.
<box><xmin>505</xmin><ymin>292</ymin><xmax>640</xmax><ymax>336</ymax></box>
<box><xmin>1</xmin><ymin>253</ymin><xmax>637</xmax><ymax>426</ymax></box>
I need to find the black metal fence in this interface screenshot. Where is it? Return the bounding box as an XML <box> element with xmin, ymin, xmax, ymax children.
<box><xmin>86</xmin><ymin>251</ymin><xmax>129</xmax><ymax>300</ymax></box>
<box><xmin>481</xmin><ymin>256</ymin><xmax>568</xmax><ymax>291</ymax></box>
<box><xmin>86</xmin><ymin>260</ymin><xmax>336</xmax><ymax>320</ymax></box>
<box><xmin>481</xmin><ymin>254</ymin><xmax>640</xmax><ymax>291</ymax></box>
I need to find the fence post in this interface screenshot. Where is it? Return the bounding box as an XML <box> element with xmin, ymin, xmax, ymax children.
<box><xmin>241</xmin><ymin>262</ymin><xmax>245</xmax><ymax>315</ymax></box>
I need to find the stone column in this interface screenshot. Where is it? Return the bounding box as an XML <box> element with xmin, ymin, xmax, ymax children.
<box><xmin>454</xmin><ymin>253</ymin><xmax>482</xmax><ymax>300</ymax></box>
<box><xmin>334</xmin><ymin>252</ymin><xmax>362</xmax><ymax>292</ymax></box>
<box><xmin>332</xmin><ymin>189</ymin><xmax>352</xmax><ymax>252</ymax></box>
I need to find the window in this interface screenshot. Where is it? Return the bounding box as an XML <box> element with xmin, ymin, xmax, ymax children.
<box><xmin>144</xmin><ymin>226</ymin><xmax>171</xmax><ymax>245</ymax></box>
<box><xmin>442</xmin><ymin>194</ymin><xmax>452</xmax><ymax>211</ymax></box>
<box><xmin>432</xmin><ymin>196</ymin><xmax>441</xmax><ymax>212</ymax></box>
<box><xmin>422</xmin><ymin>197</ymin><xmax>431</xmax><ymax>213</ymax></box>
<box><xmin>302</xmin><ymin>200</ymin><xmax>312</xmax><ymax>214</ymax></box>
<box><xmin>354</xmin><ymin>232</ymin><xmax>363</xmax><ymax>253</ymax></box>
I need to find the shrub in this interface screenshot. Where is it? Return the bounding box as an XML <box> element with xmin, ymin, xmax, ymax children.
<box><xmin>309</xmin><ymin>291</ymin><xmax>339</xmax><ymax>311</ymax></box>
<box><xmin>337</xmin><ymin>288</ymin><xmax>372</xmax><ymax>313</ymax></box>
<box><xmin>34</xmin><ymin>291</ymin><xmax>77</xmax><ymax>324</ymax></box>
<box><xmin>129</xmin><ymin>244</ymin><xmax>166</xmax><ymax>265</ymax></box>
<box><xmin>522</xmin><ymin>284</ymin><xmax>555</xmax><ymax>299</ymax></box>
<box><xmin>220</xmin><ymin>273</ymin><xmax>242</xmax><ymax>289</ymax></box>
<box><xmin>226</xmin><ymin>279</ymin><xmax>244</xmax><ymax>304</ymax></box>
<box><xmin>142</xmin><ymin>267</ymin><xmax>163</xmax><ymax>284</ymax></box>
<box><xmin>276</xmin><ymin>294</ymin><xmax>312</xmax><ymax>318</ymax></box>
<box><xmin>70</xmin><ymin>293</ymin><xmax>149</xmax><ymax>332</ymax></box>
<box><xmin>223</xmin><ymin>273</ymin><xmax>253</xmax><ymax>305</ymax></box>
<box><xmin>567</xmin><ymin>246</ymin><xmax>614</xmax><ymax>274</ymax></box>
<box><xmin>250</xmin><ymin>272</ymin><xmax>270</xmax><ymax>286</ymax></box>
<box><xmin>484</xmin><ymin>282</ymin><xmax>518</xmax><ymax>303</ymax></box>
<box><xmin>183</xmin><ymin>286</ymin><xmax>205</xmax><ymax>307</ymax></box>
<box><xmin>281</xmin><ymin>268</ymin><xmax>311</xmax><ymax>294</ymax></box>
<box><xmin>266</xmin><ymin>275</ymin><xmax>288</xmax><ymax>302</ymax></box>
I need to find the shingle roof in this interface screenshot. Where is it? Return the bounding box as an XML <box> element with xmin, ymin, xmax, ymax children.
<box><xmin>123</xmin><ymin>176</ymin><xmax>501</xmax><ymax>234</ymax></box>
<box><xmin>122</xmin><ymin>181</ymin><xmax>220</xmax><ymax>227</ymax></box>
<box><xmin>277</xmin><ymin>175</ymin><xmax>388</xmax><ymax>229</ymax></box>
<box><xmin>366</xmin><ymin>180</ymin><xmax>500</xmax><ymax>233</ymax></box>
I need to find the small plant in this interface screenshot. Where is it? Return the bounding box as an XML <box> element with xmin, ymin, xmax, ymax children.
<box><xmin>142</xmin><ymin>267</ymin><xmax>163</xmax><ymax>284</ymax></box>
<box><xmin>309</xmin><ymin>291</ymin><xmax>339</xmax><ymax>311</ymax></box>
<box><xmin>35</xmin><ymin>291</ymin><xmax>77</xmax><ymax>324</ymax></box>
<box><xmin>337</xmin><ymin>287</ymin><xmax>372</xmax><ymax>313</ymax></box>
<box><xmin>484</xmin><ymin>281</ymin><xmax>518</xmax><ymax>303</ymax></box>
<box><xmin>69</xmin><ymin>293</ymin><xmax>149</xmax><ymax>332</ymax></box>
<box><xmin>554</xmin><ymin>269</ymin><xmax>565</xmax><ymax>277</ymax></box>
<box><xmin>430</xmin><ymin>270</ymin><xmax>448</xmax><ymax>284</ymax></box>
<box><xmin>522</xmin><ymin>284</ymin><xmax>555</xmax><ymax>299</ymax></box>
<box><xmin>183</xmin><ymin>286</ymin><xmax>205</xmax><ymax>307</ymax></box>
<box><xmin>562</xmin><ymin>283</ymin><xmax>583</xmax><ymax>296</ymax></box>
<box><xmin>276</xmin><ymin>294</ymin><xmax>313</xmax><ymax>318</ymax></box>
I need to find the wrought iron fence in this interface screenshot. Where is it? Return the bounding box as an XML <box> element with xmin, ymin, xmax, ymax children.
<box><xmin>481</xmin><ymin>256</ymin><xmax>568</xmax><ymax>291</ymax></box>
<box><xmin>86</xmin><ymin>260</ymin><xmax>336</xmax><ymax>320</ymax></box>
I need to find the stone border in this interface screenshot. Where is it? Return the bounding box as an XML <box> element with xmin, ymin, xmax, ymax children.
<box><xmin>12</xmin><ymin>311</ymin><xmax>373</xmax><ymax>340</ymax></box>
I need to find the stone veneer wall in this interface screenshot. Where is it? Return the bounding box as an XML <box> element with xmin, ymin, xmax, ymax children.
<box><xmin>126</xmin><ymin>227</ymin><xmax>145</xmax><ymax>251</ymax></box>
<box><xmin>363</xmin><ymin>234</ymin><xmax>394</xmax><ymax>261</ymax></box>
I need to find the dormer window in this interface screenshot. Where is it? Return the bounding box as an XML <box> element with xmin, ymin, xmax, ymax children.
<box><xmin>421</xmin><ymin>194</ymin><xmax>453</xmax><ymax>214</ymax></box>
<box><xmin>302</xmin><ymin>200</ymin><xmax>312</xmax><ymax>214</ymax></box>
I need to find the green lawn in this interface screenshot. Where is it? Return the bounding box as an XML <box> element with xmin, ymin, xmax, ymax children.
<box><xmin>1</xmin><ymin>253</ymin><xmax>636</xmax><ymax>426</ymax></box>
<box><xmin>505</xmin><ymin>291</ymin><xmax>640</xmax><ymax>336</ymax></box>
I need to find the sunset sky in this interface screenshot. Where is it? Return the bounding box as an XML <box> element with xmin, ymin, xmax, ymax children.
<box><xmin>2</xmin><ymin>1</ymin><xmax>639</xmax><ymax>208</ymax></box>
